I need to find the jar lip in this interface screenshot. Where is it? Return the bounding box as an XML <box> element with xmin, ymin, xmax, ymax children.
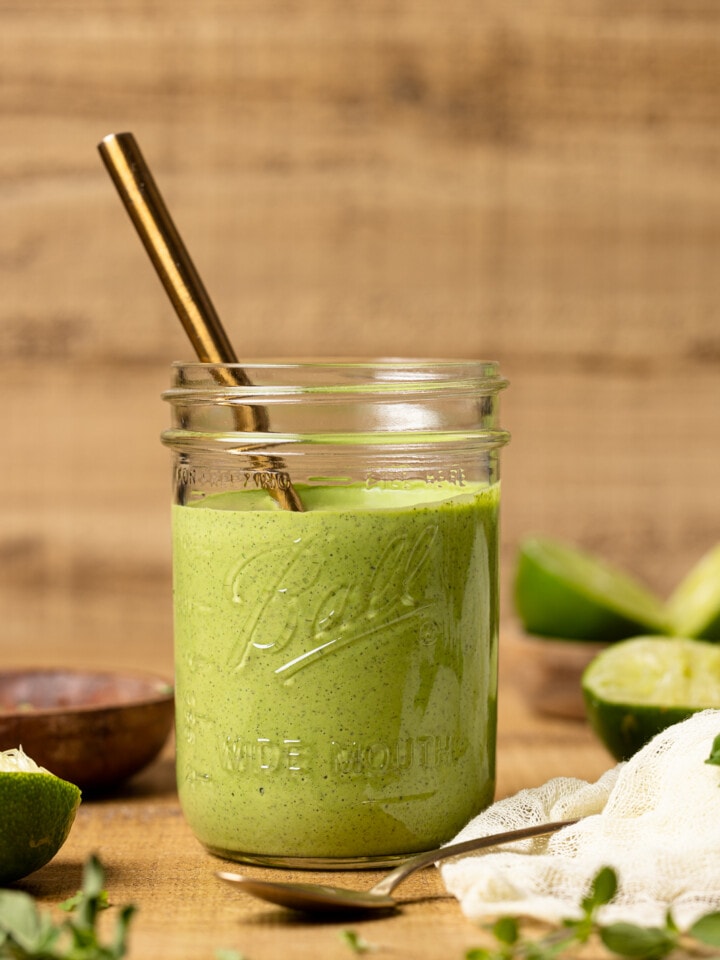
<box><xmin>166</xmin><ymin>358</ymin><xmax>508</xmax><ymax>397</ymax></box>
<box><xmin>170</xmin><ymin>357</ymin><xmax>503</xmax><ymax>373</ymax></box>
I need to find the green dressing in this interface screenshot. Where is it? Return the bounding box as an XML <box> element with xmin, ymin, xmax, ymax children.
<box><xmin>172</xmin><ymin>481</ymin><xmax>499</xmax><ymax>862</ymax></box>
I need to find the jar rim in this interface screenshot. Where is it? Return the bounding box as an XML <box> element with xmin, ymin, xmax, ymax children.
<box><xmin>164</xmin><ymin>358</ymin><xmax>508</xmax><ymax>399</ymax></box>
<box><xmin>169</xmin><ymin>357</ymin><xmax>504</xmax><ymax>372</ymax></box>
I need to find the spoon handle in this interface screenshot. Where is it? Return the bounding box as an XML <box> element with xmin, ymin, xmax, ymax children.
<box><xmin>369</xmin><ymin>818</ymin><xmax>579</xmax><ymax>897</ymax></box>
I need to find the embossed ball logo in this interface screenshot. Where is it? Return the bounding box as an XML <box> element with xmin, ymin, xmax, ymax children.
<box><xmin>225</xmin><ymin>525</ymin><xmax>440</xmax><ymax>678</ymax></box>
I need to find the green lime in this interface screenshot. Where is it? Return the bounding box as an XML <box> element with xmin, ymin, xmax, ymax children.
<box><xmin>514</xmin><ymin>537</ymin><xmax>667</xmax><ymax>642</ymax></box>
<box><xmin>667</xmin><ymin>543</ymin><xmax>720</xmax><ymax>641</ymax></box>
<box><xmin>582</xmin><ymin>635</ymin><xmax>720</xmax><ymax>760</ymax></box>
<box><xmin>0</xmin><ymin>748</ymin><xmax>81</xmax><ymax>885</ymax></box>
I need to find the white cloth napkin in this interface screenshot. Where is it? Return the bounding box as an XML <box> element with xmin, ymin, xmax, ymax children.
<box><xmin>441</xmin><ymin>710</ymin><xmax>720</xmax><ymax>929</ymax></box>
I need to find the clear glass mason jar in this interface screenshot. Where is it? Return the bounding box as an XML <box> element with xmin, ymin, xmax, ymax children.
<box><xmin>162</xmin><ymin>359</ymin><xmax>509</xmax><ymax>868</ymax></box>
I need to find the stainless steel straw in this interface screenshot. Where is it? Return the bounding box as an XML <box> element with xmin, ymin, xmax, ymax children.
<box><xmin>98</xmin><ymin>132</ymin><xmax>303</xmax><ymax>512</ymax></box>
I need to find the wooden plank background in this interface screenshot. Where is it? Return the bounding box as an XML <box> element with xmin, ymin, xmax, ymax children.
<box><xmin>2</xmin><ymin>0</ymin><xmax>720</xmax><ymax>673</ymax></box>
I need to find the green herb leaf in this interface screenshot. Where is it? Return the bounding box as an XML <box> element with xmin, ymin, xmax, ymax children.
<box><xmin>471</xmin><ymin>863</ymin><xmax>720</xmax><ymax>960</ymax></box>
<box><xmin>588</xmin><ymin>867</ymin><xmax>618</xmax><ymax>909</ymax></box>
<box><xmin>662</xmin><ymin>909</ymin><xmax>678</xmax><ymax>936</ymax></box>
<box><xmin>0</xmin><ymin>855</ymin><xmax>134</xmax><ymax>960</ymax></box>
<box><xmin>215</xmin><ymin>950</ymin><xmax>247</xmax><ymax>960</ymax></box>
<box><xmin>59</xmin><ymin>892</ymin><xmax>83</xmax><ymax>914</ymax></box>
<box><xmin>60</xmin><ymin>889</ymin><xmax>109</xmax><ymax>914</ymax></box>
<box><xmin>0</xmin><ymin>889</ymin><xmax>45</xmax><ymax>953</ymax></box>
<box><xmin>689</xmin><ymin>911</ymin><xmax>720</xmax><ymax>947</ymax></box>
<box><xmin>705</xmin><ymin>733</ymin><xmax>720</xmax><ymax>767</ymax></box>
<box><xmin>108</xmin><ymin>903</ymin><xmax>137</xmax><ymax>960</ymax></box>
<box><xmin>492</xmin><ymin>917</ymin><xmax>519</xmax><ymax>946</ymax></box>
<box><xmin>600</xmin><ymin>921</ymin><xmax>676</xmax><ymax>959</ymax></box>
<box><xmin>340</xmin><ymin>929</ymin><xmax>376</xmax><ymax>954</ymax></box>
<box><xmin>73</xmin><ymin>853</ymin><xmax>107</xmax><ymax>932</ymax></box>
<box><xmin>524</xmin><ymin>941</ymin><xmax>563</xmax><ymax>960</ymax></box>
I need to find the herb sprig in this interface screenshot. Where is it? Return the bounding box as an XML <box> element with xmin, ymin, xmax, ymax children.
<box><xmin>0</xmin><ymin>854</ymin><xmax>135</xmax><ymax>959</ymax></box>
<box><xmin>705</xmin><ymin>734</ymin><xmax>720</xmax><ymax>770</ymax></box>
<box><xmin>466</xmin><ymin>866</ymin><xmax>720</xmax><ymax>960</ymax></box>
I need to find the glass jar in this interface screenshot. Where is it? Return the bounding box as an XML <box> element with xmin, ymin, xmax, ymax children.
<box><xmin>162</xmin><ymin>359</ymin><xmax>509</xmax><ymax>868</ymax></box>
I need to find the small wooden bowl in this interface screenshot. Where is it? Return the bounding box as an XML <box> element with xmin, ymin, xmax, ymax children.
<box><xmin>0</xmin><ymin>668</ymin><xmax>174</xmax><ymax>790</ymax></box>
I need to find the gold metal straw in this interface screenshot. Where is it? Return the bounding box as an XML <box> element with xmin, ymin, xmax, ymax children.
<box><xmin>97</xmin><ymin>131</ymin><xmax>303</xmax><ymax>512</ymax></box>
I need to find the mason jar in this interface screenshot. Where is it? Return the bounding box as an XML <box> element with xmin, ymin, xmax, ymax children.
<box><xmin>162</xmin><ymin>359</ymin><xmax>509</xmax><ymax>868</ymax></box>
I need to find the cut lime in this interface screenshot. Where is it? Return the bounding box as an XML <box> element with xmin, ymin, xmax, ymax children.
<box><xmin>0</xmin><ymin>747</ymin><xmax>81</xmax><ymax>885</ymax></box>
<box><xmin>667</xmin><ymin>543</ymin><xmax>720</xmax><ymax>641</ymax></box>
<box><xmin>582</xmin><ymin>636</ymin><xmax>720</xmax><ymax>760</ymax></box>
<box><xmin>514</xmin><ymin>537</ymin><xmax>667</xmax><ymax>642</ymax></box>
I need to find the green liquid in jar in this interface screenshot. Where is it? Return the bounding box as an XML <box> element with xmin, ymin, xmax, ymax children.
<box><xmin>172</xmin><ymin>481</ymin><xmax>500</xmax><ymax>863</ymax></box>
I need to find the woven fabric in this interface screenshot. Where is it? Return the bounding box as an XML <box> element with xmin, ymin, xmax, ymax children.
<box><xmin>441</xmin><ymin>710</ymin><xmax>720</xmax><ymax>929</ymax></box>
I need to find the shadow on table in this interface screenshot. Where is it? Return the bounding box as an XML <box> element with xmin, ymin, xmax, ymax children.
<box><xmin>78</xmin><ymin>752</ymin><xmax>178</xmax><ymax>803</ymax></box>
<box><xmin>17</xmin><ymin>856</ymin><xmax>125</xmax><ymax>903</ymax></box>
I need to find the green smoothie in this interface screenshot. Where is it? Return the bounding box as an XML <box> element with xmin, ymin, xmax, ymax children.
<box><xmin>172</xmin><ymin>481</ymin><xmax>500</xmax><ymax>863</ymax></box>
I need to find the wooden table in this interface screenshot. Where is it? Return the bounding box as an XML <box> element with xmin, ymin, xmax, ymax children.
<box><xmin>20</xmin><ymin>626</ymin><xmax>613</xmax><ymax>960</ymax></box>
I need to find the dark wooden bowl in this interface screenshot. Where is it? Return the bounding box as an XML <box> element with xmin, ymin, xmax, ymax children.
<box><xmin>0</xmin><ymin>669</ymin><xmax>174</xmax><ymax>790</ymax></box>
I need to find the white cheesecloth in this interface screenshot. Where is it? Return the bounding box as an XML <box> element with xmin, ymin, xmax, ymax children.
<box><xmin>441</xmin><ymin>710</ymin><xmax>720</xmax><ymax>929</ymax></box>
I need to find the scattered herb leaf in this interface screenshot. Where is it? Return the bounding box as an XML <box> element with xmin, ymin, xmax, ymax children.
<box><xmin>689</xmin><ymin>911</ymin><xmax>720</xmax><ymax>948</ymax></box>
<box><xmin>60</xmin><ymin>890</ymin><xmax>109</xmax><ymax>914</ymax></box>
<box><xmin>340</xmin><ymin>929</ymin><xmax>376</xmax><ymax>954</ymax></box>
<box><xmin>585</xmin><ymin>866</ymin><xmax>618</xmax><ymax>911</ymax></box>
<box><xmin>600</xmin><ymin>921</ymin><xmax>676</xmax><ymax>959</ymax></box>
<box><xmin>705</xmin><ymin>733</ymin><xmax>720</xmax><ymax>768</ymax></box>
<box><xmin>467</xmin><ymin>866</ymin><xmax>720</xmax><ymax>960</ymax></box>
<box><xmin>493</xmin><ymin>917</ymin><xmax>520</xmax><ymax>947</ymax></box>
<box><xmin>0</xmin><ymin>853</ymin><xmax>135</xmax><ymax>959</ymax></box>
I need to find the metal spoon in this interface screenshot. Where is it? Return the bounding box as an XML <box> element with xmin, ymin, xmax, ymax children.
<box><xmin>217</xmin><ymin>818</ymin><xmax>577</xmax><ymax>915</ymax></box>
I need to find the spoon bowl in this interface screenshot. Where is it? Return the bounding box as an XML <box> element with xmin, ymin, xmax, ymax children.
<box><xmin>218</xmin><ymin>818</ymin><xmax>577</xmax><ymax>915</ymax></box>
<box><xmin>217</xmin><ymin>876</ymin><xmax>397</xmax><ymax>914</ymax></box>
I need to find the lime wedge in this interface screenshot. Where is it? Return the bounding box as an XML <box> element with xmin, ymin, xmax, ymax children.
<box><xmin>0</xmin><ymin>747</ymin><xmax>81</xmax><ymax>884</ymax></box>
<box><xmin>513</xmin><ymin>537</ymin><xmax>667</xmax><ymax>642</ymax></box>
<box><xmin>582</xmin><ymin>636</ymin><xmax>720</xmax><ymax>760</ymax></box>
<box><xmin>667</xmin><ymin>543</ymin><xmax>720</xmax><ymax>641</ymax></box>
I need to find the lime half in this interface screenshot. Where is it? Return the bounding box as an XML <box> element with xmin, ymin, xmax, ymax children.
<box><xmin>582</xmin><ymin>636</ymin><xmax>720</xmax><ymax>760</ymax></box>
<box><xmin>514</xmin><ymin>537</ymin><xmax>667</xmax><ymax>642</ymax></box>
<box><xmin>667</xmin><ymin>543</ymin><xmax>720</xmax><ymax>641</ymax></box>
<box><xmin>0</xmin><ymin>747</ymin><xmax>81</xmax><ymax>885</ymax></box>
